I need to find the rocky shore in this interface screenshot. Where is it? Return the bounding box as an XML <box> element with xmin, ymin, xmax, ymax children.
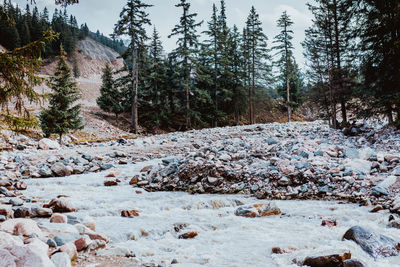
<box><xmin>0</xmin><ymin>121</ymin><xmax>399</xmax><ymax>266</ymax></box>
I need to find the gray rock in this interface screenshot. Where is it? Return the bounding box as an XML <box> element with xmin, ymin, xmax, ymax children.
<box><xmin>100</xmin><ymin>164</ymin><xmax>114</xmax><ymax>170</ymax></box>
<box><xmin>371</xmin><ymin>186</ymin><xmax>388</xmax><ymax>197</ymax></box>
<box><xmin>39</xmin><ymin>165</ymin><xmax>53</xmax><ymax>177</ymax></box>
<box><xmin>54</xmin><ymin>233</ymin><xmax>81</xmax><ymax>246</ymax></box>
<box><xmin>82</xmin><ymin>154</ymin><xmax>93</xmax><ymax>161</ymax></box>
<box><xmin>9</xmin><ymin>198</ymin><xmax>24</xmax><ymax>206</ymax></box>
<box><xmin>314</xmin><ymin>150</ymin><xmax>324</xmax><ymax>157</ymax></box>
<box><xmin>343</xmin><ymin>226</ymin><xmax>400</xmax><ymax>258</ymax></box>
<box><xmin>266</xmin><ymin>137</ymin><xmax>279</xmax><ymax>145</ymax></box>
<box><xmin>343</xmin><ymin>259</ymin><xmax>365</xmax><ymax>267</ymax></box>
<box><xmin>391</xmin><ymin>166</ymin><xmax>400</xmax><ymax>176</ymax></box>
<box><xmin>278</xmin><ymin>177</ymin><xmax>290</xmax><ymax>186</ymax></box>
<box><xmin>344</xmin><ymin>148</ymin><xmax>359</xmax><ymax>159</ymax></box>
<box><xmin>47</xmin><ymin>238</ymin><xmax>57</xmax><ymax>248</ymax></box>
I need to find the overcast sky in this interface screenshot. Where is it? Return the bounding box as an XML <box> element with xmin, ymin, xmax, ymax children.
<box><xmin>12</xmin><ymin>0</ymin><xmax>314</xmax><ymax>67</ymax></box>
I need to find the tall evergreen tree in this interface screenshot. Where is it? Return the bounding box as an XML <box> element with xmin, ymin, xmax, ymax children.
<box><xmin>114</xmin><ymin>0</ymin><xmax>152</xmax><ymax>134</ymax></box>
<box><xmin>169</xmin><ymin>0</ymin><xmax>202</xmax><ymax>129</ymax></box>
<box><xmin>273</xmin><ymin>11</ymin><xmax>295</xmax><ymax>122</ymax></box>
<box><xmin>39</xmin><ymin>46</ymin><xmax>83</xmax><ymax>144</ymax></box>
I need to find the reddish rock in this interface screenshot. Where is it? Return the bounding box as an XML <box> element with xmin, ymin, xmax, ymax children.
<box><xmin>74</xmin><ymin>237</ymin><xmax>92</xmax><ymax>251</ymax></box>
<box><xmin>129</xmin><ymin>176</ymin><xmax>139</xmax><ymax>185</ymax></box>
<box><xmin>48</xmin><ymin>198</ymin><xmax>76</xmax><ymax>213</ymax></box>
<box><xmin>14</xmin><ymin>182</ymin><xmax>27</xmax><ymax>190</ymax></box>
<box><xmin>75</xmin><ymin>224</ymin><xmax>109</xmax><ymax>243</ymax></box>
<box><xmin>121</xmin><ymin>209</ymin><xmax>140</xmax><ymax>218</ymax></box>
<box><xmin>0</xmin><ymin>219</ymin><xmax>42</xmax><ymax>237</ymax></box>
<box><xmin>106</xmin><ymin>171</ymin><xmax>120</xmax><ymax>178</ymax></box>
<box><xmin>0</xmin><ymin>205</ymin><xmax>14</xmax><ymax>218</ymax></box>
<box><xmin>58</xmin><ymin>242</ymin><xmax>77</xmax><ymax>260</ymax></box>
<box><xmin>178</xmin><ymin>232</ymin><xmax>198</xmax><ymax>239</ymax></box>
<box><xmin>104</xmin><ymin>180</ymin><xmax>118</xmax><ymax>186</ymax></box>
<box><xmin>370</xmin><ymin>205</ymin><xmax>384</xmax><ymax>213</ymax></box>
<box><xmin>50</xmin><ymin>213</ymin><xmax>68</xmax><ymax>224</ymax></box>
<box><xmin>235</xmin><ymin>203</ymin><xmax>281</xmax><ymax>218</ymax></box>
<box><xmin>272</xmin><ymin>247</ymin><xmax>286</xmax><ymax>254</ymax></box>
<box><xmin>322</xmin><ymin>218</ymin><xmax>338</xmax><ymax>227</ymax></box>
<box><xmin>303</xmin><ymin>253</ymin><xmax>351</xmax><ymax>267</ymax></box>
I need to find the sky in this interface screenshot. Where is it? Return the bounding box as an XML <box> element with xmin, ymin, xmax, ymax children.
<box><xmin>12</xmin><ymin>0</ymin><xmax>314</xmax><ymax>67</ymax></box>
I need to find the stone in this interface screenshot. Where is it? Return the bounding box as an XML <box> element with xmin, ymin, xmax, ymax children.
<box><xmin>369</xmin><ymin>205</ymin><xmax>383</xmax><ymax>213</ymax></box>
<box><xmin>50</xmin><ymin>213</ymin><xmax>68</xmax><ymax>224</ymax></box>
<box><xmin>14</xmin><ymin>182</ymin><xmax>27</xmax><ymax>190</ymax></box>
<box><xmin>235</xmin><ymin>203</ymin><xmax>281</xmax><ymax>218</ymax></box>
<box><xmin>371</xmin><ymin>186</ymin><xmax>388</xmax><ymax>197</ymax></box>
<box><xmin>39</xmin><ymin>138</ymin><xmax>60</xmax><ymax>150</ymax></box>
<box><xmin>57</xmin><ymin>243</ymin><xmax>77</xmax><ymax>260</ymax></box>
<box><xmin>74</xmin><ymin>237</ymin><xmax>92</xmax><ymax>251</ymax></box>
<box><xmin>39</xmin><ymin>165</ymin><xmax>53</xmax><ymax>177</ymax></box>
<box><xmin>129</xmin><ymin>176</ymin><xmax>139</xmax><ymax>185</ymax></box>
<box><xmin>0</xmin><ymin>231</ymin><xmax>23</xmax><ymax>247</ymax></box>
<box><xmin>343</xmin><ymin>259</ymin><xmax>366</xmax><ymax>267</ymax></box>
<box><xmin>100</xmin><ymin>164</ymin><xmax>114</xmax><ymax>171</ymax></box>
<box><xmin>87</xmin><ymin>240</ymin><xmax>106</xmax><ymax>251</ymax></box>
<box><xmin>51</xmin><ymin>162</ymin><xmax>71</xmax><ymax>177</ymax></box>
<box><xmin>303</xmin><ymin>253</ymin><xmax>351</xmax><ymax>267</ymax></box>
<box><xmin>9</xmin><ymin>198</ymin><xmax>24</xmax><ymax>206</ymax></box>
<box><xmin>0</xmin><ymin>205</ymin><xmax>14</xmax><ymax>218</ymax></box>
<box><xmin>0</xmin><ymin>219</ymin><xmax>42</xmax><ymax>237</ymax></box>
<box><xmin>344</xmin><ymin>148</ymin><xmax>359</xmax><ymax>159</ymax></box>
<box><xmin>104</xmin><ymin>180</ymin><xmax>118</xmax><ymax>186</ymax></box>
<box><xmin>322</xmin><ymin>218</ymin><xmax>337</xmax><ymax>227</ymax></box>
<box><xmin>54</xmin><ymin>233</ymin><xmax>81</xmax><ymax>246</ymax></box>
<box><xmin>32</xmin><ymin>207</ymin><xmax>53</xmax><ymax>218</ymax></box>
<box><xmin>121</xmin><ymin>209</ymin><xmax>139</xmax><ymax>218</ymax></box>
<box><xmin>48</xmin><ymin>198</ymin><xmax>76</xmax><ymax>213</ymax></box>
<box><xmin>391</xmin><ymin>166</ymin><xmax>400</xmax><ymax>176</ymax></box>
<box><xmin>178</xmin><ymin>232</ymin><xmax>198</xmax><ymax>239</ymax></box>
<box><xmin>51</xmin><ymin>252</ymin><xmax>71</xmax><ymax>267</ymax></box>
<box><xmin>343</xmin><ymin>226</ymin><xmax>400</xmax><ymax>258</ymax></box>
<box><xmin>140</xmin><ymin>165</ymin><xmax>153</xmax><ymax>172</ymax></box>
<box><xmin>266</xmin><ymin>137</ymin><xmax>278</xmax><ymax>145</ymax></box>
<box><xmin>0</xmin><ymin>249</ymin><xmax>17</xmax><ymax>267</ymax></box>
<box><xmin>47</xmin><ymin>239</ymin><xmax>57</xmax><ymax>248</ymax></box>
<box><xmin>74</xmin><ymin>224</ymin><xmax>109</xmax><ymax>243</ymax></box>
<box><xmin>207</xmin><ymin>177</ymin><xmax>220</xmax><ymax>185</ymax></box>
<box><xmin>278</xmin><ymin>177</ymin><xmax>290</xmax><ymax>186</ymax></box>
<box><xmin>13</xmin><ymin>207</ymin><xmax>32</xmax><ymax>218</ymax></box>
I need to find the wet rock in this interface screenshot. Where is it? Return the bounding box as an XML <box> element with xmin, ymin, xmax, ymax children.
<box><xmin>235</xmin><ymin>203</ymin><xmax>281</xmax><ymax>218</ymax></box>
<box><xmin>178</xmin><ymin>232</ymin><xmax>198</xmax><ymax>239</ymax></box>
<box><xmin>47</xmin><ymin>239</ymin><xmax>57</xmax><ymax>248</ymax></box>
<box><xmin>121</xmin><ymin>209</ymin><xmax>139</xmax><ymax>218</ymax></box>
<box><xmin>388</xmin><ymin>219</ymin><xmax>400</xmax><ymax>229</ymax></box>
<box><xmin>50</xmin><ymin>213</ymin><xmax>68</xmax><ymax>224</ymax></box>
<box><xmin>391</xmin><ymin>166</ymin><xmax>400</xmax><ymax>176</ymax></box>
<box><xmin>0</xmin><ymin>205</ymin><xmax>14</xmax><ymax>218</ymax></box>
<box><xmin>207</xmin><ymin>177</ymin><xmax>220</xmax><ymax>185</ymax></box>
<box><xmin>369</xmin><ymin>205</ymin><xmax>383</xmax><ymax>213</ymax></box>
<box><xmin>100</xmin><ymin>164</ymin><xmax>114</xmax><ymax>170</ymax></box>
<box><xmin>343</xmin><ymin>259</ymin><xmax>365</xmax><ymax>267</ymax></box>
<box><xmin>13</xmin><ymin>207</ymin><xmax>32</xmax><ymax>218</ymax></box>
<box><xmin>104</xmin><ymin>180</ymin><xmax>118</xmax><ymax>186</ymax></box>
<box><xmin>74</xmin><ymin>224</ymin><xmax>109</xmax><ymax>243</ymax></box>
<box><xmin>342</xmin><ymin>226</ymin><xmax>400</xmax><ymax>258</ymax></box>
<box><xmin>32</xmin><ymin>207</ymin><xmax>53</xmax><ymax>218</ymax></box>
<box><xmin>303</xmin><ymin>253</ymin><xmax>351</xmax><ymax>267</ymax></box>
<box><xmin>129</xmin><ymin>176</ymin><xmax>139</xmax><ymax>185</ymax></box>
<box><xmin>48</xmin><ymin>198</ymin><xmax>76</xmax><ymax>213</ymax></box>
<box><xmin>0</xmin><ymin>179</ymin><xmax>12</xmax><ymax>187</ymax></box>
<box><xmin>278</xmin><ymin>177</ymin><xmax>290</xmax><ymax>186</ymax></box>
<box><xmin>38</xmin><ymin>138</ymin><xmax>60</xmax><ymax>150</ymax></box>
<box><xmin>14</xmin><ymin>181</ymin><xmax>27</xmax><ymax>190</ymax></box>
<box><xmin>51</xmin><ymin>162</ymin><xmax>71</xmax><ymax>177</ymax></box>
<box><xmin>51</xmin><ymin>252</ymin><xmax>71</xmax><ymax>267</ymax></box>
<box><xmin>39</xmin><ymin>165</ymin><xmax>53</xmax><ymax>177</ymax></box>
<box><xmin>322</xmin><ymin>218</ymin><xmax>337</xmax><ymax>227</ymax></box>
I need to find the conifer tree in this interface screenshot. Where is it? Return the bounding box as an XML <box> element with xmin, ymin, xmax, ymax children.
<box><xmin>97</xmin><ymin>63</ymin><xmax>124</xmax><ymax>121</ymax></box>
<box><xmin>273</xmin><ymin>11</ymin><xmax>295</xmax><ymax>122</ymax></box>
<box><xmin>169</xmin><ymin>0</ymin><xmax>202</xmax><ymax>129</ymax></box>
<box><xmin>39</xmin><ymin>46</ymin><xmax>83</xmax><ymax>144</ymax></box>
<box><xmin>114</xmin><ymin>0</ymin><xmax>152</xmax><ymax>134</ymax></box>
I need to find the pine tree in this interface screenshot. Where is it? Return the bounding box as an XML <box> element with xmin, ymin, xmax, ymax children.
<box><xmin>244</xmin><ymin>6</ymin><xmax>271</xmax><ymax>124</ymax></box>
<box><xmin>273</xmin><ymin>11</ymin><xmax>295</xmax><ymax>122</ymax></box>
<box><xmin>114</xmin><ymin>0</ymin><xmax>152</xmax><ymax>134</ymax></box>
<box><xmin>97</xmin><ymin>64</ymin><xmax>124</xmax><ymax>121</ymax></box>
<box><xmin>169</xmin><ymin>0</ymin><xmax>202</xmax><ymax>129</ymax></box>
<box><xmin>39</xmin><ymin>46</ymin><xmax>83</xmax><ymax>144</ymax></box>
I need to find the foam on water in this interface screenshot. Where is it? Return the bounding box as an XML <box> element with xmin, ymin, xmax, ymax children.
<box><xmin>23</xmin><ymin>160</ymin><xmax>400</xmax><ymax>267</ymax></box>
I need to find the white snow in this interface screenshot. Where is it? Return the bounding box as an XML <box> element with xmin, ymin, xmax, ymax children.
<box><xmin>23</xmin><ymin>160</ymin><xmax>400</xmax><ymax>267</ymax></box>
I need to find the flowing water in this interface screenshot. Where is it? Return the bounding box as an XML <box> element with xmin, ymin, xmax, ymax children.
<box><xmin>23</xmin><ymin>160</ymin><xmax>400</xmax><ymax>267</ymax></box>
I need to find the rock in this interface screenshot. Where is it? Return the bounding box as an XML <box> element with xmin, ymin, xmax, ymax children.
<box><xmin>0</xmin><ymin>179</ymin><xmax>12</xmax><ymax>187</ymax></box>
<box><xmin>1</xmin><ymin>239</ymin><xmax>54</xmax><ymax>267</ymax></box>
<box><xmin>140</xmin><ymin>165</ymin><xmax>153</xmax><ymax>172</ymax></box>
<box><xmin>39</xmin><ymin>165</ymin><xmax>53</xmax><ymax>177</ymax></box>
<box><xmin>129</xmin><ymin>176</ymin><xmax>139</xmax><ymax>185</ymax></box>
<box><xmin>121</xmin><ymin>209</ymin><xmax>139</xmax><ymax>218</ymax></box>
<box><xmin>51</xmin><ymin>162</ymin><xmax>71</xmax><ymax>177</ymax></box>
<box><xmin>82</xmin><ymin>154</ymin><xmax>93</xmax><ymax>162</ymax></box>
<box><xmin>344</xmin><ymin>148</ymin><xmax>359</xmax><ymax>159</ymax></box>
<box><xmin>370</xmin><ymin>205</ymin><xmax>383</xmax><ymax>213</ymax></box>
<box><xmin>74</xmin><ymin>237</ymin><xmax>92</xmax><ymax>251</ymax></box>
<box><xmin>48</xmin><ymin>198</ymin><xmax>76</xmax><ymax>213</ymax></box>
<box><xmin>51</xmin><ymin>252</ymin><xmax>71</xmax><ymax>267</ymax></box>
<box><xmin>9</xmin><ymin>198</ymin><xmax>24</xmax><ymax>206</ymax></box>
<box><xmin>178</xmin><ymin>232</ymin><xmax>198</xmax><ymax>239</ymax></box>
<box><xmin>13</xmin><ymin>207</ymin><xmax>32</xmax><ymax>218</ymax></box>
<box><xmin>388</xmin><ymin>219</ymin><xmax>400</xmax><ymax>229</ymax></box>
<box><xmin>371</xmin><ymin>186</ymin><xmax>388</xmax><ymax>197</ymax></box>
<box><xmin>303</xmin><ymin>253</ymin><xmax>351</xmax><ymax>267</ymax></box>
<box><xmin>14</xmin><ymin>182</ymin><xmax>27</xmax><ymax>190</ymax></box>
<box><xmin>235</xmin><ymin>203</ymin><xmax>281</xmax><ymax>218</ymax></box>
<box><xmin>391</xmin><ymin>166</ymin><xmax>400</xmax><ymax>176</ymax></box>
<box><xmin>100</xmin><ymin>164</ymin><xmax>114</xmax><ymax>171</ymax></box>
<box><xmin>57</xmin><ymin>242</ymin><xmax>77</xmax><ymax>260</ymax></box>
<box><xmin>104</xmin><ymin>180</ymin><xmax>118</xmax><ymax>186</ymax></box>
<box><xmin>342</xmin><ymin>226</ymin><xmax>400</xmax><ymax>258</ymax></box>
<box><xmin>0</xmin><ymin>219</ymin><xmax>43</xmax><ymax>237</ymax></box>
<box><xmin>278</xmin><ymin>177</ymin><xmax>290</xmax><ymax>186</ymax></box>
<box><xmin>54</xmin><ymin>233</ymin><xmax>81</xmax><ymax>246</ymax></box>
<box><xmin>32</xmin><ymin>207</ymin><xmax>53</xmax><ymax>218</ymax></box>
<box><xmin>47</xmin><ymin>239</ymin><xmax>57</xmax><ymax>248</ymax></box>
<box><xmin>0</xmin><ymin>231</ymin><xmax>23</xmax><ymax>247</ymax></box>
<box><xmin>87</xmin><ymin>239</ymin><xmax>106</xmax><ymax>251</ymax></box>
<box><xmin>50</xmin><ymin>213</ymin><xmax>68</xmax><ymax>224</ymax></box>
<box><xmin>96</xmin><ymin>246</ymin><xmax>134</xmax><ymax>257</ymax></box>
<box><xmin>0</xmin><ymin>249</ymin><xmax>17</xmax><ymax>267</ymax></box>
<box><xmin>266</xmin><ymin>137</ymin><xmax>278</xmax><ymax>145</ymax></box>
<box><xmin>343</xmin><ymin>259</ymin><xmax>366</xmax><ymax>267</ymax></box>
<box><xmin>207</xmin><ymin>177</ymin><xmax>220</xmax><ymax>185</ymax></box>
<box><xmin>0</xmin><ymin>205</ymin><xmax>14</xmax><ymax>218</ymax></box>
<box><xmin>322</xmin><ymin>218</ymin><xmax>337</xmax><ymax>227</ymax></box>
<box><xmin>39</xmin><ymin>138</ymin><xmax>60</xmax><ymax>150</ymax></box>
<box><xmin>74</xmin><ymin>224</ymin><xmax>109</xmax><ymax>243</ymax></box>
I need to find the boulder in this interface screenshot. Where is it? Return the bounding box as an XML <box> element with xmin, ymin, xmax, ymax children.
<box><xmin>121</xmin><ymin>209</ymin><xmax>139</xmax><ymax>218</ymax></box>
<box><xmin>74</xmin><ymin>224</ymin><xmax>109</xmax><ymax>243</ymax></box>
<box><xmin>343</xmin><ymin>259</ymin><xmax>365</xmax><ymax>267</ymax></box>
<box><xmin>343</xmin><ymin>226</ymin><xmax>400</xmax><ymax>258</ymax></box>
<box><xmin>50</xmin><ymin>213</ymin><xmax>68</xmax><ymax>224</ymax></box>
<box><xmin>38</xmin><ymin>138</ymin><xmax>60</xmax><ymax>150</ymax></box>
<box><xmin>0</xmin><ymin>219</ymin><xmax>43</xmax><ymax>237</ymax></box>
<box><xmin>51</xmin><ymin>163</ymin><xmax>71</xmax><ymax>177</ymax></box>
<box><xmin>54</xmin><ymin>233</ymin><xmax>81</xmax><ymax>246</ymax></box>
<box><xmin>57</xmin><ymin>243</ymin><xmax>77</xmax><ymax>260</ymax></box>
<box><xmin>39</xmin><ymin>165</ymin><xmax>53</xmax><ymax>177</ymax></box>
<box><xmin>74</xmin><ymin>237</ymin><xmax>92</xmax><ymax>251</ymax></box>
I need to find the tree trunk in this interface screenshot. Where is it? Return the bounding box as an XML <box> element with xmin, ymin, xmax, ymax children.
<box><xmin>287</xmin><ymin>78</ymin><xmax>291</xmax><ymax>122</ymax></box>
<box><xmin>59</xmin><ymin>134</ymin><xmax>62</xmax><ymax>145</ymax></box>
<box><xmin>132</xmin><ymin>48</ymin><xmax>138</xmax><ymax>134</ymax></box>
<box><xmin>388</xmin><ymin>107</ymin><xmax>394</xmax><ymax>124</ymax></box>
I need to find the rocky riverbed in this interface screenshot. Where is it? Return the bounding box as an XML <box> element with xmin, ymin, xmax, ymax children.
<box><xmin>0</xmin><ymin>121</ymin><xmax>400</xmax><ymax>266</ymax></box>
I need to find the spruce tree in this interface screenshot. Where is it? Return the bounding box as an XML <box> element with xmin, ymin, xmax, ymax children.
<box><xmin>39</xmin><ymin>46</ymin><xmax>83</xmax><ymax>144</ymax></box>
<box><xmin>169</xmin><ymin>0</ymin><xmax>202</xmax><ymax>129</ymax></box>
<box><xmin>273</xmin><ymin>11</ymin><xmax>295</xmax><ymax>122</ymax></box>
<box><xmin>114</xmin><ymin>0</ymin><xmax>152</xmax><ymax>134</ymax></box>
<box><xmin>97</xmin><ymin>63</ymin><xmax>124</xmax><ymax>121</ymax></box>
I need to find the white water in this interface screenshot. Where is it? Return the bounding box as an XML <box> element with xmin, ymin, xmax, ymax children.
<box><xmin>23</xmin><ymin>160</ymin><xmax>400</xmax><ymax>267</ymax></box>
